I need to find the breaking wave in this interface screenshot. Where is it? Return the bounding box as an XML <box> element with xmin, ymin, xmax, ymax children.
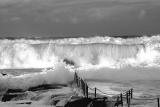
<box><xmin>0</xmin><ymin>63</ymin><xmax>74</xmax><ymax>90</ymax></box>
<box><xmin>0</xmin><ymin>35</ymin><xmax>160</xmax><ymax>69</ymax></box>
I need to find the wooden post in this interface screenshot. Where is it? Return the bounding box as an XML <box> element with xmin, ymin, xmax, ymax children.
<box><xmin>157</xmin><ymin>98</ymin><xmax>160</xmax><ymax>107</ymax></box>
<box><xmin>83</xmin><ymin>80</ymin><xmax>85</xmax><ymax>95</ymax></box>
<box><xmin>76</xmin><ymin>73</ymin><xmax>78</xmax><ymax>85</ymax></box>
<box><xmin>128</xmin><ymin>90</ymin><xmax>131</xmax><ymax>99</ymax></box>
<box><xmin>83</xmin><ymin>81</ymin><xmax>86</xmax><ymax>96</ymax></box>
<box><xmin>120</xmin><ymin>93</ymin><xmax>123</xmax><ymax>106</ymax></box>
<box><xmin>81</xmin><ymin>79</ymin><xmax>83</xmax><ymax>94</ymax></box>
<box><xmin>95</xmin><ymin>88</ymin><xmax>97</xmax><ymax>98</ymax></box>
<box><xmin>86</xmin><ymin>85</ymin><xmax>88</xmax><ymax>98</ymax></box>
<box><xmin>126</xmin><ymin>91</ymin><xmax>130</xmax><ymax>107</ymax></box>
<box><xmin>131</xmin><ymin>89</ymin><xmax>133</xmax><ymax>99</ymax></box>
<box><xmin>128</xmin><ymin>92</ymin><xmax>130</xmax><ymax>107</ymax></box>
<box><xmin>81</xmin><ymin>79</ymin><xmax>84</xmax><ymax>95</ymax></box>
<box><xmin>126</xmin><ymin>91</ymin><xmax>128</xmax><ymax>104</ymax></box>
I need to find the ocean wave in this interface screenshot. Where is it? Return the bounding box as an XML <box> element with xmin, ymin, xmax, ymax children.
<box><xmin>0</xmin><ymin>63</ymin><xmax>73</xmax><ymax>90</ymax></box>
<box><xmin>0</xmin><ymin>35</ymin><xmax>160</xmax><ymax>69</ymax></box>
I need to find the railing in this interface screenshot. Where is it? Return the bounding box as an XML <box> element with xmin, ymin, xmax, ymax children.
<box><xmin>74</xmin><ymin>72</ymin><xmax>89</xmax><ymax>97</ymax></box>
<box><xmin>74</xmin><ymin>72</ymin><xmax>133</xmax><ymax>107</ymax></box>
<box><xmin>73</xmin><ymin>72</ymin><xmax>160</xmax><ymax>107</ymax></box>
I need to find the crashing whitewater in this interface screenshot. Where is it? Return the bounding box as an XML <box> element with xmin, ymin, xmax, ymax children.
<box><xmin>1</xmin><ymin>35</ymin><xmax>160</xmax><ymax>90</ymax></box>
<box><xmin>0</xmin><ymin>35</ymin><xmax>160</xmax><ymax>69</ymax></box>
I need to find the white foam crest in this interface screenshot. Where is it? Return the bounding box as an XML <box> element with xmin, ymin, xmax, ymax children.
<box><xmin>0</xmin><ymin>35</ymin><xmax>160</xmax><ymax>69</ymax></box>
<box><xmin>0</xmin><ymin>63</ymin><xmax>74</xmax><ymax>90</ymax></box>
<box><xmin>0</xmin><ymin>42</ymin><xmax>58</xmax><ymax>69</ymax></box>
<box><xmin>0</xmin><ymin>34</ymin><xmax>160</xmax><ymax>44</ymax></box>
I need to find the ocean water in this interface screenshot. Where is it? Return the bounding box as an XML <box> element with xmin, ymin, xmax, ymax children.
<box><xmin>0</xmin><ymin>35</ymin><xmax>160</xmax><ymax>106</ymax></box>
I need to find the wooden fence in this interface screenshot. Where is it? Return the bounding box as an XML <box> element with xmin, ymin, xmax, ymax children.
<box><xmin>74</xmin><ymin>72</ymin><xmax>134</xmax><ymax>107</ymax></box>
<box><xmin>73</xmin><ymin>72</ymin><xmax>160</xmax><ymax>107</ymax></box>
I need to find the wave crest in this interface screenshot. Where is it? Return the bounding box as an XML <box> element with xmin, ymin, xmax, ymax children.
<box><xmin>0</xmin><ymin>35</ymin><xmax>160</xmax><ymax>69</ymax></box>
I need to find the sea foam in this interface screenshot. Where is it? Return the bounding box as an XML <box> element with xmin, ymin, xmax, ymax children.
<box><xmin>0</xmin><ymin>35</ymin><xmax>160</xmax><ymax>69</ymax></box>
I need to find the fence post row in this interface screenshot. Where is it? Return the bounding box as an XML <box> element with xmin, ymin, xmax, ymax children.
<box><xmin>126</xmin><ymin>91</ymin><xmax>130</xmax><ymax>107</ymax></box>
<box><xmin>74</xmin><ymin>72</ymin><xmax>138</xmax><ymax>107</ymax></box>
<box><xmin>74</xmin><ymin>72</ymin><xmax>89</xmax><ymax>98</ymax></box>
<box><xmin>125</xmin><ymin>89</ymin><xmax>133</xmax><ymax>107</ymax></box>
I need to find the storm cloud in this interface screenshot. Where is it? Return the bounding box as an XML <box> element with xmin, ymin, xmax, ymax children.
<box><xmin>0</xmin><ymin>0</ymin><xmax>160</xmax><ymax>37</ymax></box>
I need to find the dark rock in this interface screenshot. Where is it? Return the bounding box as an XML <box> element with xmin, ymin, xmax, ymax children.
<box><xmin>64</xmin><ymin>97</ymin><xmax>114</xmax><ymax>107</ymax></box>
<box><xmin>6</xmin><ymin>89</ymin><xmax>24</xmax><ymax>93</ymax></box>
<box><xmin>65</xmin><ymin>98</ymin><xmax>93</xmax><ymax>107</ymax></box>
<box><xmin>88</xmin><ymin>99</ymin><xmax>107</xmax><ymax>107</ymax></box>
<box><xmin>28</xmin><ymin>84</ymin><xmax>65</xmax><ymax>91</ymax></box>
<box><xmin>63</xmin><ymin>59</ymin><xmax>75</xmax><ymax>66</ymax></box>
<box><xmin>1</xmin><ymin>73</ymin><xmax>7</xmax><ymax>76</ymax></box>
<box><xmin>51</xmin><ymin>100</ymin><xmax>59</xmax><ymax>105</ymax></box>
<box><xmin>1</xmin><ymin>89</ymin><xmax>25</xmax><ymax>102</ymax></box>
<box><xmin>2</xmin><ymin>94</ymin><xmax>18</xmax><ymax>102</ymax></box>
<box><xmin>17</xmin><ymin>102</ymin><xmax>32</xmax><ymax>105</ymax></box>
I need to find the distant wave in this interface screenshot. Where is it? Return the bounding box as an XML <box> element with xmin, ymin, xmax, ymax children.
<box><xmin>0</xmin><ymin>35</ymin><xmax>160</xmax><ymax>69</ymax></box>
<box><xmin>0</xmin><ymin>34</ymin><xmax>147</xmax><ymax>40</ymax></box>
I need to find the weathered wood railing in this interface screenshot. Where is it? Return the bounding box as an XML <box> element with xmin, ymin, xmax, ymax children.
<box><xmin>74</xmin><ymin>72</ymin><xmax>160</xmax><ymax>107</ymax></box>
<box><xmin>74</xmin><ymin>72</ymin><xmax>134</xmax><ymax>107</ymax></box>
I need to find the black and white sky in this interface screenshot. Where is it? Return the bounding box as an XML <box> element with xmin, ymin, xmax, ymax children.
<box><xmin>0</xmin><ymin>0</ymin><xmax>160</xmax><ymax>38</ymax></box>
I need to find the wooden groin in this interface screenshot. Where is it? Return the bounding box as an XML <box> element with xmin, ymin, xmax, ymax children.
<box><xmin>70</xmin><ymin>72</ymin><xmax>160</xmax><ymax>107</ymax></box>
<box><xmin>66</xmin><ymin>72</ymin><xmax>134</xmax><ymax>107</ymax></box>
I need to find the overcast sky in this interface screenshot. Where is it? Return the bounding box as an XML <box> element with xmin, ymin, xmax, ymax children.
<box><xmin>0</xmin><ymin>0</ymin><xmax>160</xmax><ymax>38</ymax></box>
